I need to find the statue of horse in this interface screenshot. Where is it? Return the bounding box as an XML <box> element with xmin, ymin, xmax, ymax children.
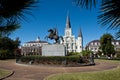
<box><xmin>45</xmin><ymin>28</ymin><xmax>63</xmax><ymax>44</ymax></box>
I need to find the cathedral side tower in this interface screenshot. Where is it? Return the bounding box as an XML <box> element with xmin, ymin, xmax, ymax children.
<box><xmin>76</xmin><ymin>28</ymin><xmax>83</xmax><ymax>52</ymax></box>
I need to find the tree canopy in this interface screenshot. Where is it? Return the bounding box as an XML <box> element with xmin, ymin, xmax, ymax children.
<box><xmin>0</xmin><ymin>37</ymin><xmax>20</xmax><ymax>59</ymax></box>
<box><xmin>100</xmin><ymin>33</ymin><xmax>115</xmax><ymax>57</ymax></box>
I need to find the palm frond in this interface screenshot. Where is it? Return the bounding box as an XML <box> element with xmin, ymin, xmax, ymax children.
<box><xmin>5</xmin><ymin>20</ymin><xmax>20</xmax><ymax>32</ymax></box>
<box><xmin>98</xmin><ymin>0</ymin><xmax>120</xmax><ymax>30</ymax></box>
<box><xmin>0</xmin><ymin>20</ymin><xmax>20</xmax><ymax>37</ymax></box>
<box><xmin>0</xmin><ymin>0</ymin><xmax>38</xmax><ymax>19</ymax></box>
<box><xmin>73</xmin><ymin>0</ymin><xmax>96</xmax><ymax>9</ymax></box>
<box><xmin>115</xmin><ymin>30</ymin><xmax>120</xmax><ymax>39</ymax></box>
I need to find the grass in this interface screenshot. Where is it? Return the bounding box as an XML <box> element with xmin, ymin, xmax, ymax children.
<box><xmin>45</xmin><ymin>60</ymin><xmax>120</xmax><ymax>80</ymax></box>
<box><xmin>0</xmin><ymin>68</ymin><xmax>12</xmax><ymax>79</ymax></box>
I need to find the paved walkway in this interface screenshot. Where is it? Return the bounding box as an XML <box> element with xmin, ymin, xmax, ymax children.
<box><xmin>0</xmin><ymin>59</ymin><xmax>119</xmax><ymax>80</ymax></box>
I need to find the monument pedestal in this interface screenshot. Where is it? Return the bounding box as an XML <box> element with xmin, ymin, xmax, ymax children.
<box><xmin>42</xmin><ymin>44</ymin><xmax>66</xmax><ymax>56</ymax></box>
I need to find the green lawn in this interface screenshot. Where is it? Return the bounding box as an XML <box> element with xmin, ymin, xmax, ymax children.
<box><xmin>45</xmin><ymin>60</ymin><xmax>120</xmax><ymax>80</ymax></box>
<box><xmin>0</xmin><ymin>68</ymin><xmax>12</xmax><ymax>79</ymax></box>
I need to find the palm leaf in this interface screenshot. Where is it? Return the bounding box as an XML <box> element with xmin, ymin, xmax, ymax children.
<box><xmin>98</xmin><ymin>0</ymin><xmax>120</xmax><ymax>30</ymax></box>
<box><xmin>115</xmin><ymin>30</ymin><xmax>120</xmax><ymax>39</ymax></box>
<box><xmin>0</xmin><ymin>0</ymin><xmax>38</xmax><ymax>19</ymax></box>
<box><xmin>73</xmin><ymin>0</ymin><xmax>97</xmax><ymax>9</ymax></box>
<box><xmin>0</xmin><ymin>20</ymin><xmax>20</xmax><ymax>37</ymax></box>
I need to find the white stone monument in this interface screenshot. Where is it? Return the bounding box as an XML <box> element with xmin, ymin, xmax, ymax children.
<box><xmin>42</xmin><ymin>44</ymin><xmax>66</xmax><ymax>56</ymax></box>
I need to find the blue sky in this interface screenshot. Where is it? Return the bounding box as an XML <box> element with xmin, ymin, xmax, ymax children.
<box><xmin>10</xmin><ymin>0</ymin><xmax>116</xmax><ymax>47</ymax></box>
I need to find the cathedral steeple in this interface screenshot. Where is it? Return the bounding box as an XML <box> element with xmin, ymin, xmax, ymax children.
<box><xmin>66</xmin><ymin>13</ymin><xmax>71</xmax><ymax>29</ymax></box>
<box><xmin>78</xmin><ymin>28</ymin><xmax>82</xmax><ymax>37</ymax></box>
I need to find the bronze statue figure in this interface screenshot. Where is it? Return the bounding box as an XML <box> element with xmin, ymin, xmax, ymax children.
<box><xmin>45</xmin><ymin>28</ymin><xmax>63</xmax><ymax>44</ymax></box>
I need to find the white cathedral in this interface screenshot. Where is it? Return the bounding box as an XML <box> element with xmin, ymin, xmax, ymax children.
<box><xmin>61</xmin><ymin>14</ymin><xmax>83</xmax><ymax>53</ymax></box>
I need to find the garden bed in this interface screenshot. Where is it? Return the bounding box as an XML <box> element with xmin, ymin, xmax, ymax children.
<box><xmin>18</xmin><ymin>55</ymin><xmax>91</xmax><ymax>67</ymax></box>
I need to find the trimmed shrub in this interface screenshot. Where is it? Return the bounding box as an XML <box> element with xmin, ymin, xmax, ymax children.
<box><xmin>20</xmin><ymin>55</ymin><xmax>85</xmax><ymax>65</ymax></box>
<box><xmin>67</xmin><ymin>52</ymin><xmax>80</xmax><ymax>56</ymax></box>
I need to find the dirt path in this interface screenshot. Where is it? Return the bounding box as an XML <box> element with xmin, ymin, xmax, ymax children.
<box><xmin>0</xmin><ymin>59</ymin><xmax>119</xmax><ymax>80</ymax></box>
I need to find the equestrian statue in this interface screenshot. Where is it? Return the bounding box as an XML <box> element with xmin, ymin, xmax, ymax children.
<box><xmin>45</xmin><ymin>28</ymin><xmax>63</xmax><ymax>44</ymax></box>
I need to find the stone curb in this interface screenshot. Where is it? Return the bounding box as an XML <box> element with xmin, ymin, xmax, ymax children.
<box><xmin>0</xmin><ymin>71</ymin><xmax>14</xmax><ymax>80</ymax></box>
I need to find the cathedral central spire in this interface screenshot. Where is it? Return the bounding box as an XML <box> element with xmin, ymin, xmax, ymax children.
<box><xmin>66</xmin><ymin>14</ymin><xmax>71</xmax><ymax>29</ymax></box>
<box><xmin>78</xmin><ymin>28</ymin><xmax>82</xmax><ymax>37</ymax></box>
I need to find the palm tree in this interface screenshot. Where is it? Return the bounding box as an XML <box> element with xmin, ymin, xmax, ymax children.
<box><xmin>115</xmin><ymin>30</ymin><xmax>120</xmax><ymax>39</ymax></box>
<box><xmin>0</xmin><ymin>0</ymin><xmax>37</xmax><ymax>37</ymax></box>
<box><xmin>0</xmin><ymin>20</ymin><xmax>20</xmax><ymax>37</ymax></box>
<box><xmin>73</xmin><ymin>0</ymin><xmax>96</xmax><ymax>9</ymax></box>
<box><xmin>0</xmin><ymin>0</ymin><xmax>37</xmax><ymax>19</ymax></box>
<box><xmin>73</xmin><ymin>0</ymin><xmax>120</xmax><ymax>38</ymax></box>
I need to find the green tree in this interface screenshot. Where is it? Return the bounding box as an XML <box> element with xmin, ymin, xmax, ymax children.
<box><xmin>73</xmin><ymin>0</ymin><xmax>120</xmax><ymax>38</ymax></box>
<box><xmin>80</xmin><ymin>50</ymin><xmax>93</xmax><ymax>56</ymax></box>
<box><xmin>100</xmin><ymin>33</ymin><xmax>115</xmax><ymax>58</ymax></box>
<box><xmin>116</xmin><ymin>48</ymin><xmax>120</xmax><ymax>58</ymax></box>
<box><xmin>0</xmin><ymin>37</ymin><xmax>20</xmax><ymax>59</ymax></box>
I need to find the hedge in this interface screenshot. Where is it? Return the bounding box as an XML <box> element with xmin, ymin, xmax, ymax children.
<box><xmin>19</xmin><ymin>55</ymin><xmax>87</xmax><ymax>65</ymax></box>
